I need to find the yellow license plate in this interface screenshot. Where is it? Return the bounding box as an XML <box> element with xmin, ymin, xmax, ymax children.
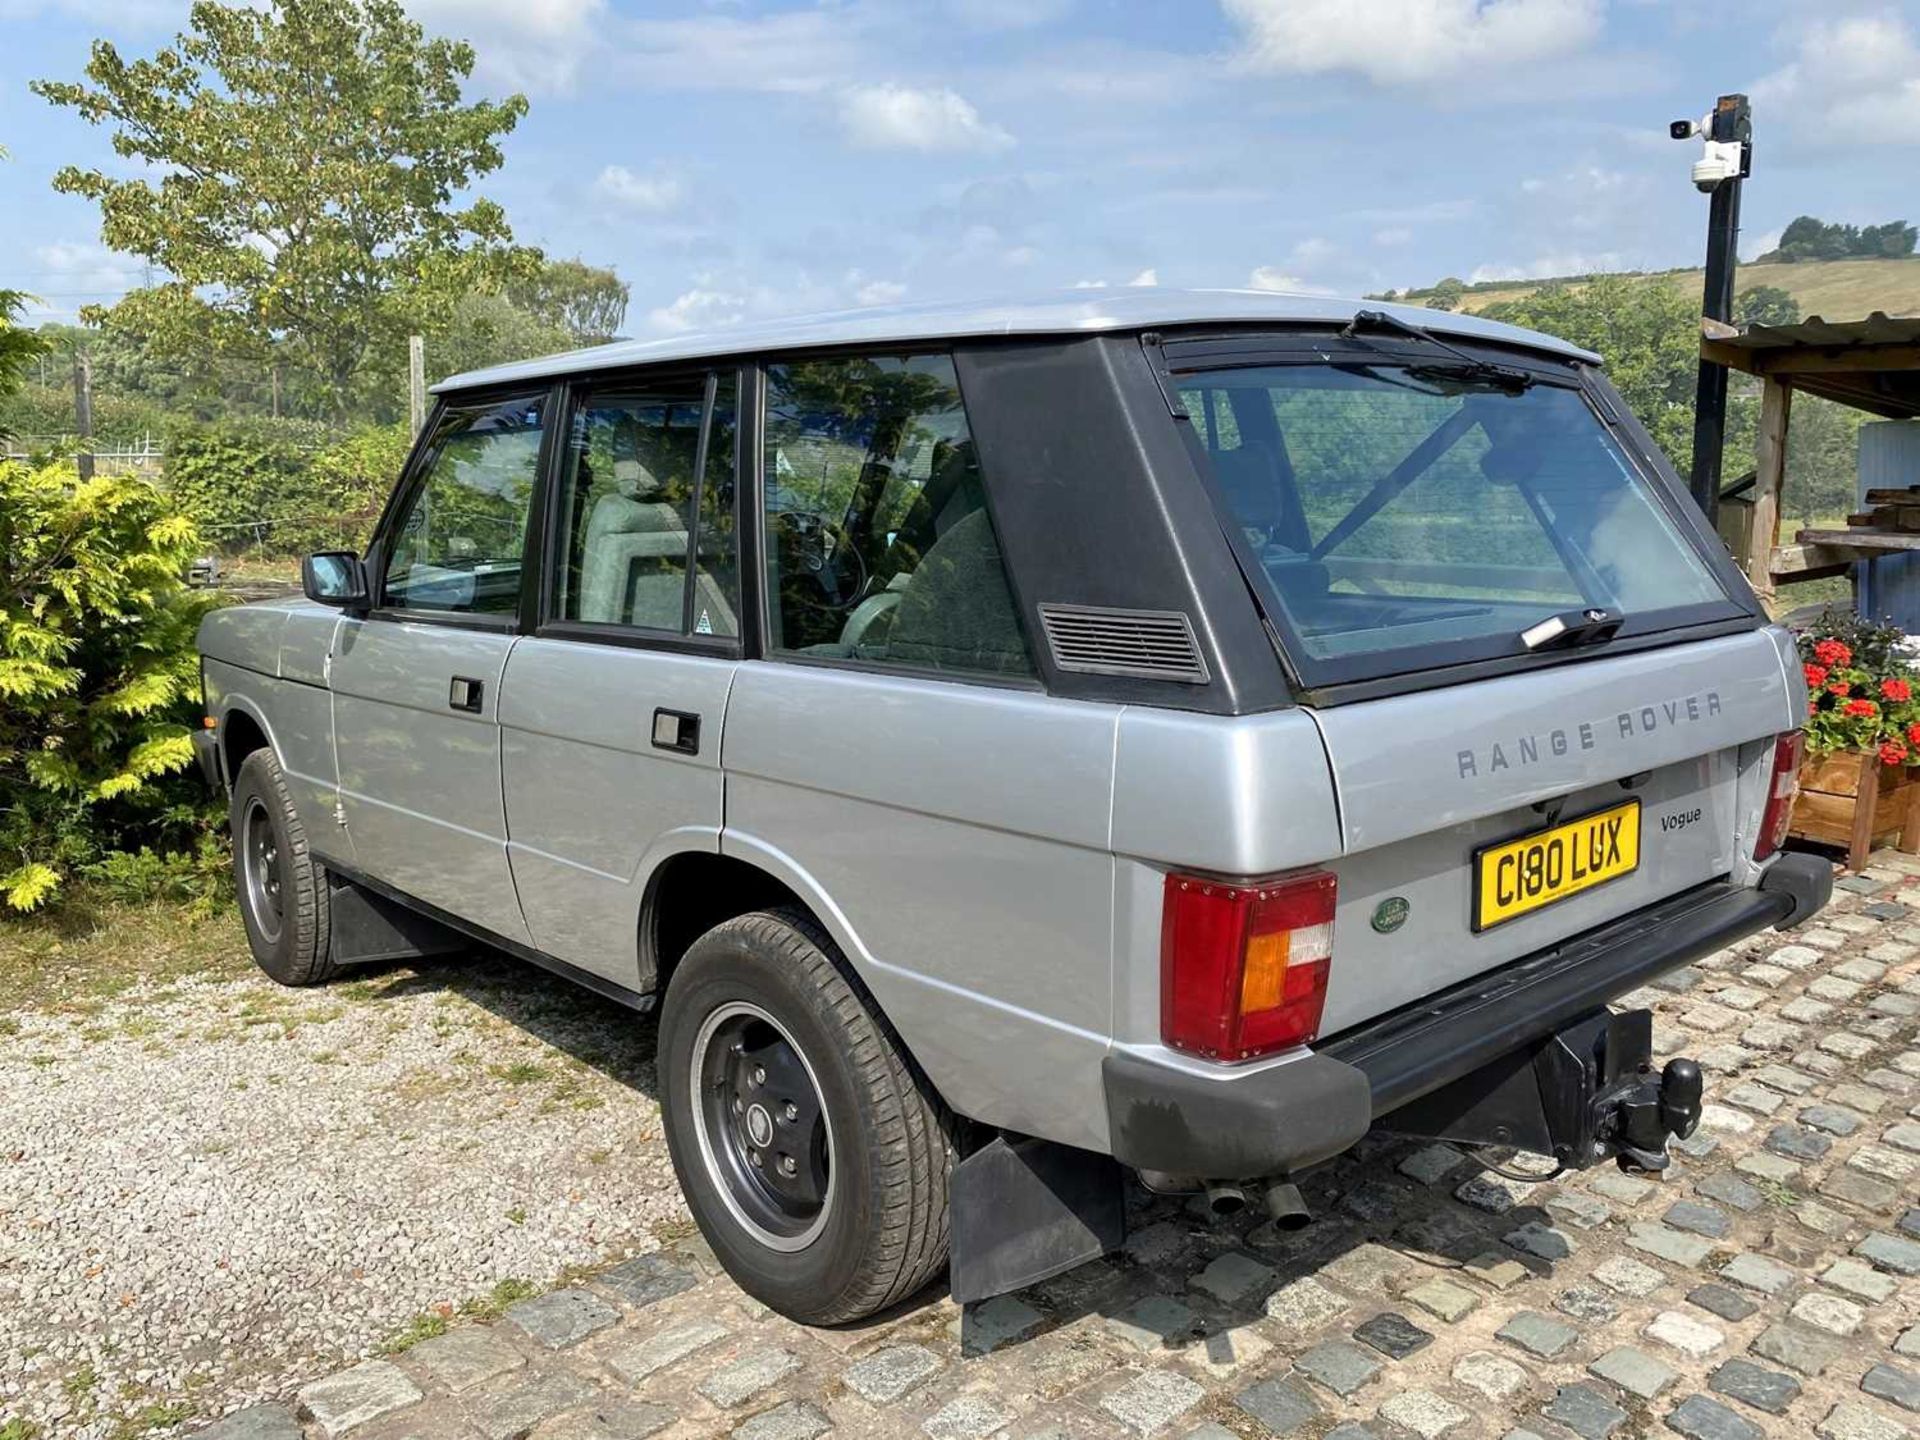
<box><xmin>1472</xmin><ymin>799</ymin><xmax>1640</xmax><ymax>932</ymax></box>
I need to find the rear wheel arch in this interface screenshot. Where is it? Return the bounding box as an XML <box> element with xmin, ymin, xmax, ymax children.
<box><xmin>640</xmin><ymin>851</ymin><xmax>808</xmax><ymax>996</ymax></box>
<box><xmin>640</xmin><ymin>850</ymin><xmax>951</xmax><ymax>1108</ymax></box>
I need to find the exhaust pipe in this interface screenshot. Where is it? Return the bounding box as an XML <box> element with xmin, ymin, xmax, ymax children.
<box><xmin>1202</xmin><ymin>1182</ymin><xmax>1251</xmax><ymax>1218</ymax></box>
<box><xmin>1263</xmin><ymin>1180</ymin><xmax>1312</xmax><ymax>1230</ymax></box>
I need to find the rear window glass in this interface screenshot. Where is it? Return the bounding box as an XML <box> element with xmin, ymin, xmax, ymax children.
<box><xmin>1178</xmin><ymin>364</ymin><xmax>1733</xmax><ymax>678</ymax></box>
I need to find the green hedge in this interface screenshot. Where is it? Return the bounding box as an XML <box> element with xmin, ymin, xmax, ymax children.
<box><xmin>0</xmin><ymin>460</ymin><xmax>217</xmax><ymax>911</ymax></box>
<box><xmin>163</xmin><ymin>417</ymin><xmax>411</xmax><ymax>555</ymax></box>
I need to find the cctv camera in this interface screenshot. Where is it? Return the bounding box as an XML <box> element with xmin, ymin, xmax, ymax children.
<box><xmin>1669</xmin><ymin>119</ymin><xmax>1698</xmax><ymax>140</ymax></box>
<box><xmin>1692</xmin><ymin>139</ymin><xmax>1743</xmax><ymax>192</ymax></box>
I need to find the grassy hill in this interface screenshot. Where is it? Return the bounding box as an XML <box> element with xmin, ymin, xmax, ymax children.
<box><xmin>1396</xmin><ymin>256</ymin><xmax>1920</xmax><ymax>321</ymax></box>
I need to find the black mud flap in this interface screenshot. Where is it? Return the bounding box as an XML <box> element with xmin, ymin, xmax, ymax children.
<box><xmin>327</xmin><ymin>872</ymin><xmax>468</xmax><ymax>967</ymax></box>
<box><xmin>949</xmin><ymin>1135</ymin><xmax>1125</xmax><ymax>1305</ymax></box>
<box><xmin>1374</xmin><ymin>1008</ymin><xmax>1703</xmax><ymax>1173</ymax></box>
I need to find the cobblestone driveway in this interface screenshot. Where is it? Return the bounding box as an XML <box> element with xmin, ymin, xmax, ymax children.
<box><xmin>209</xmin><ymin>857</ymin><xmax>1919</xmax><ymax>1440</ymax></box>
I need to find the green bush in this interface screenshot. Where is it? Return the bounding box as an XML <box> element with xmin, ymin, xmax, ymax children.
<box><xmin>163</xmin><ymin>416</ymin><xmax>409</xmax><ymax>555</ymax></box>
<box><xmin>0</xmin><ymin>459</ymin><xmax>217</xmax><ymax>911</ymax></box>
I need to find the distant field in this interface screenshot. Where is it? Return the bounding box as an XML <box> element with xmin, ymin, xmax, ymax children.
<box><xmin>1402</xmin><ymin>257</ymin><xmax>1920</xmax><ymax>322</ymax></box>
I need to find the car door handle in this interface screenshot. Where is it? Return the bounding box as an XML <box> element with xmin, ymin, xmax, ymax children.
<box><xmin>652</xmin><ymin>708</ymin><xmax>700</xmax><ymax>755</ymax></box>
<box><xmin>448</xmin><ymin>676</ymin><xmax>484</xmax><ymax>713</ymax></box>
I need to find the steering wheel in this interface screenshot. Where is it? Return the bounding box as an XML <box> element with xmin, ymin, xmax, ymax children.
<box><xmin>773</xmin><ymin>510</ymin><xmax>869</xmax><ymax>613</ymax></box>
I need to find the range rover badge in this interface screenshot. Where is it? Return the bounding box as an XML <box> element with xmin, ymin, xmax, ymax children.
<box><xmin>1371</xmin><ymin>896</ymin><xmax>1410</xmax><ymax>934</ymax></box>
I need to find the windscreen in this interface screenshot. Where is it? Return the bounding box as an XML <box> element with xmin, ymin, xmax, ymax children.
<box><xmin>1178</xmin><ymin>364</ymin><xmax>1733</xmax><ymax>680</ymax></box>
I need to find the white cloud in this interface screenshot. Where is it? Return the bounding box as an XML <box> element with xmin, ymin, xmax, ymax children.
<box><xmin>1468</xmin><ymin>251</ymin><xmax>1624</xmax><ymax>283</ymax></box>
<box><xmin>407</xmin><ymin>0</ymin><xmax>604</xmax><ymax>95</ymax></box>
<box><xmin>1222</xmin><ymin>0</ymin><xmax>1603</xmax><ymax>85</ymax></box>
<box><xmin>1374</xmin><ymin>227</ymin><xmax>1413</xmax><ymax>246</ymax></box>
<box><xmin>1248</xmin><ymin>238</ymin><xmax>1348</xmax><ymax>296</ymax></box>
<box><xmin>647</xmin><ymin>287</ymin><xmax>749</xmax><ymax>335</ymax></box>
<box><xmin>1754</xmin><ymin>14</ymin><xmax>1920</xmax><ymax>149</ymax></box>
<box><xmin>19</xmin><ymin>242</ymin><xmax>149</xmax><ymax>321</ymax></box>
<box><xmin>592</xmin><ymin>165</ymin><xmax>686</xmax><ymax>215</ymax></box>
<box><xmin>1127</xmin><ymin>267</ymin><xmax>1158</xmax><ymax>287</ymax></box>
<box><xmin>618</xmin><ymin>11</ymin><xmax>864</xmax><ymax>93</ymax></box>
<box><xmin>1248</xmin><ymin>265</ymin><xmax>1339</xmax><ymax>296</ymax></box>
<box><xmin>837</xmin><ymin>84</ymin><xmax>1014</xmax><ymax>152</ymax></box>
<box><xmin>853</xmin><ymin>278</ymin><xmax>908</xmax><ymax>306</ymax></box>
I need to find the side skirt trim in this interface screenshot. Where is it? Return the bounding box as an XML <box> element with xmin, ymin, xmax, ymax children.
<box><xmin>321</xmin><ymin>859</ymin><xmax>657</xmax><ymax>1013</ymax></box>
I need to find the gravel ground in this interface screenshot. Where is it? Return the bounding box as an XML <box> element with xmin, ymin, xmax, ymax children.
<box><xmin>0</xmin><ymin>942</ymin><xmax>690</xmax><ymax>1439</ymax></box>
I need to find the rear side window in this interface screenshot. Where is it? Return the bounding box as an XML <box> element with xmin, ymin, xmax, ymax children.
<box><xmin>383</xmin><ymin>395</ymin><xmax>544</xmax><ymax>616</ymax></box>
<box><xmin>1179</xmin><ymin>364</ymin><xmax>1736</xmax><ymax>681</ymax></box>
<box><xmin>553</xmin><ymin>372</ymin><xmax>739</xmax><ymax>636</ymax></box>
<box><xmin>761</xmin><ymin>353</ymin><xmax>1033</xmax><ymax>679</ymax></box>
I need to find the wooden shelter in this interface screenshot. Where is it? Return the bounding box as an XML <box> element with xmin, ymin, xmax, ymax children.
<box><xmin>1703</xmin><ymin>312</ymin><xmax>1920</xmax><ymax>604</ymax></box>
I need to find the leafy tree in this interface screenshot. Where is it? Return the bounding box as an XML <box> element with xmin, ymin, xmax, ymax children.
<box><xmin>510</xmin><ymin>259</ymin><xmax>630</xmax><ymax>345</ymax></box>
<box><xmin>33</xmin><ymin>0</ymin><xmax>537</xmax><ymax>418</ymax></box>
<box><xmin>1481</xmin><ymin>275</ymin><xmax>1705</xmax><ymax>472</ymax></box>
<box><xmin>1758</xmin><ymin>215</ymin><xmax>1916</xmax><ymax>264</ymax></box>
<box><xmin>1736</xmin><ymin>285</ymin><xmax>1800</xmax><ymax>329</ymax></box>
<box><xmin>0</xmin><ymin>461</ymin><xmax>213</xmax><ymax>910</ymax></box>
<box><xmin>1427</xmin><ymin>277</ymin><xmax>1466</xmax><ymax>312</ymax></box>
<box><xmin>0</xmin><ymin>292</ymin><xmax>49</xmax><ymax>439</ymax></box>
<box><xmin>429</xmin><ymin>292</ymin><xmax>575</xmax><ymax>383</ymax></box>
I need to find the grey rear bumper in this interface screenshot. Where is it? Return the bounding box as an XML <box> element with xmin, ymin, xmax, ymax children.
<box><xmin>1101</xmin><ymin>856</ymin><xmax>1830</xmax><ymax>1180</ymax></box>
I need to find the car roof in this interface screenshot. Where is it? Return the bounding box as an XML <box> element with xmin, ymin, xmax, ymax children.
<box><xmin>432</xmin><ymin>286</ymin><xmax>1602</xmax><ymax>393</ymax></box>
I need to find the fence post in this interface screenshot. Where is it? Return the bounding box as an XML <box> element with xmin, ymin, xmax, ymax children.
<box><xmin>408</xmin><ymin>335</ymin><xmax>426</xmax><ymax>438</ymax></box>
<box><xmin>72</xmin><ymin>354</ymin><xmax>95</xmax><ymax>482</ymax></box>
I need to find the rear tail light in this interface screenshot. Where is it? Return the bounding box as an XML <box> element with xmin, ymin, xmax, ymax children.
<box><xmin>1753</xmin><ymin>730</ymin><xmax>1805</xmax><ymax>862</ymax></box>
<box><xmin>1161</xmin><ymin>869</ymin><xmax>1336</xmax><ymax>1061</ymax></box>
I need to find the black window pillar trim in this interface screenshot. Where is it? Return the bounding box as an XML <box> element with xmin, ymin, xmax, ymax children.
<box><xmin>526</xmin><ymin>364</ymin><xmax>751</xmax><ymax>657</ymax></box>
<box><xmin>360</xmin><ymin>383</ymin><xmax>557</xmax><ymax>635</ymax></box>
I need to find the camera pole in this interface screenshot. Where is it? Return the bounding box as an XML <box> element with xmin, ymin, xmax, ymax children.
<box><xmin>1683</xmin><ymin>94</ymin><xmax>1752</xmax><ymax>523</ymax></box>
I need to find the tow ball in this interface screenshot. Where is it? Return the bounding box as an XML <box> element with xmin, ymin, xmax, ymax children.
<box><xmin>1375</xmin><ymin>1008</ymin><xmax>1705</xmax><ymax>1174</ymax></box>
<box><xmin>1604</xmin><ymin>1057</ymin><xmax>1703</xmax><ymax>1174</ymax></box>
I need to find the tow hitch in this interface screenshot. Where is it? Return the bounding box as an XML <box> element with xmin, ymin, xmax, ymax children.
<box><xmin>1374</xmin><ymin>1008</ymin><xmax>1703</xmax><ymax>1174</ymax></box>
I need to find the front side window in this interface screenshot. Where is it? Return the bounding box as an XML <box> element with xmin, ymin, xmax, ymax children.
<box><xmin>1178</xmin><ymin>364</ymin><xmax>1736</xmax><ymax>682</ymax></box>
<box><xmin>383</xmin><ymin>395</ymin><xmax>544</xmax><ymax>615</ymax></box>
<box><xmin>555</xmin><ymin>372</ymin><xmax>739</xmax><ymax>636</ymax></box>
<box><xmin>761</xmin><ymin>352</ymin><xmax>1033</xmax><ymax>679</ymax></box>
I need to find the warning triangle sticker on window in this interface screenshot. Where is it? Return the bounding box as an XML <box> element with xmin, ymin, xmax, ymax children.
<box><xmin>695</xmin><ymin>609</ymin><xmax>714</xmax><ymax>635</ymax></box>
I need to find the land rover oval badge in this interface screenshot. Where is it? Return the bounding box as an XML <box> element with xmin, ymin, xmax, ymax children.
<box><xmin>1371</xmin><ymin>896</ymin><xmax>1410</xmax><ymax>934</ymax></box>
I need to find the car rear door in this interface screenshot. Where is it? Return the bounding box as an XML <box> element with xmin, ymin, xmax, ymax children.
<box><xmin>1169</xmin><ymin>345</ymin><xmax>1799</xmax><ymax>1035</ymax></box>
<box><xmin>498</xmin><ymin>366</ymin><xmax>743</xmax><ymax>989</ymax></box>
<box><xmin>328</xmin><ymin>389</ymin><xmax>550</xmax><ymax>947</ymax></box>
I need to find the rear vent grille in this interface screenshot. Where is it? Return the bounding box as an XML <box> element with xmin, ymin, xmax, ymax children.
<box><xmin>1037</xmin><ymin>604</ymin><xmax>1210</xmax><ymax>684</ymax></box>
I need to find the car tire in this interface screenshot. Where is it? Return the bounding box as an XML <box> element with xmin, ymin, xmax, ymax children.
<box><xmin>230</xmin><ymin>747</ymin><xmax>336</xmax><ymax>987</ymax></box>
<box><xmin>659</xmin><ymin>907</ymin><xmax>952</xmax><ymax>1325</ymax></box>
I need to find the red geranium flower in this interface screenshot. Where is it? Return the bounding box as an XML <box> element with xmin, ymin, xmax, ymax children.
<box><xmin>1907</xmin><ymin>722</ymin><xmax>1920</xmax><ymax>747</ymax></box>
<box><xmin>1805</xmin><ymin>663</ymin><xmax>1830</xmax><ymax>687</ymax></box>
<box><xmin>1829</xmin><ymin>681</ymin><xmax>1852</xmax><ymax>697</ymax></box>
<box><xmin>1845</xmin><ymin>698</ymin><xmax>1879</xmax><ymax>718</ymax></box>
<box><xmin>1882</xmin><ymin>678</ymin><xmax>1912</xmax><ymax>702</ymax></box>
<box><xmin>1882</xmin><ymin>740</ymin><xmax>1910</xmax><ymax>766</ymax></box>
<box><xmin>1814</xmin><ymin>639</ymin><xmax>1853</xmax><ymax>667</ymax></box>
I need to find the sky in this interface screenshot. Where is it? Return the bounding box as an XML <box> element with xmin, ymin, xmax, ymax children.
<box><xmin>3</xmin><ymin>0</ymin><xmax>1919</xmax><ymax>338</ymax></box>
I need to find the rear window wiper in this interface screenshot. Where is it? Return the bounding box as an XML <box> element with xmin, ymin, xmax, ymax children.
<box><xmin>1340</xmin><ymin>308</ymin><xmax>1536</xmax><ymax>393</ymax></box>
<box><xmin>1520</xmin><ymin>606</ymin><xmax>1623</xmax><ymax>651</ymax></box>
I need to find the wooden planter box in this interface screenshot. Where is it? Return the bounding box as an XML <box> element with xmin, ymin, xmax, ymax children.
<box><xmin>1789</xmin><ymin>749</ymin><xmax>1920</xmax><ymax>871</ymax></box>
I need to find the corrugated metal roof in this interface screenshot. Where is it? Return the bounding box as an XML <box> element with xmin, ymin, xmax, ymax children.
<box><xmin>432</xmin><ymin>287</ymin><xmax>1604</xmax><ymax>392</ymax></box>
<box><xmin>1705</xmin><ymin>310</ymin><xmax>1920</xmax><ymax>420</ymax></box>
<box><xmin>1711</xmin><ymin>310</ymin><xmax>1920</xmax><ymax>355</ymax></box>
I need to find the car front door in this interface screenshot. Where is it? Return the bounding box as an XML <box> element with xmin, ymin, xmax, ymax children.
<box><xmin>498</xmin><ymin>367</ymin><xmax>744</xmax><ymax>988</ymax></box>
<box><xmin>328</xmin><ymin>389</ymin><xmax>550</xmax><ymax>946</ymax></box>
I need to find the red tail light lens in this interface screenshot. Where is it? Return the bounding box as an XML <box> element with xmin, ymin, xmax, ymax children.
<box><xmin>1161</xmin><ymin>869</ymin><xmax>1336</xmax><ymax>1061</ymax></box>
<box><xmin>1754</xmin><ymin>730</ymin><xmax>1806</xmax><ymax>862</ymax></box>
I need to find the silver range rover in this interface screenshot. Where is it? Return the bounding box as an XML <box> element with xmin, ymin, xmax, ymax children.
<box><xmin>193</xmin><ymin>290</ymin><xmax>1831</xmax><ymax>1325</ymax></box>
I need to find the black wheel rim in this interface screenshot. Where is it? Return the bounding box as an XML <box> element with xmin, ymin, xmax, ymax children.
<box><xmin>240</xmin><ymin>797</ymin><xmax>284</xmax><ymax>945</ymax></box>
<box><xmin>689</xmin><ymin>1001</ymin><xmax>833</xmax><ymax>1251</ymax></box>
